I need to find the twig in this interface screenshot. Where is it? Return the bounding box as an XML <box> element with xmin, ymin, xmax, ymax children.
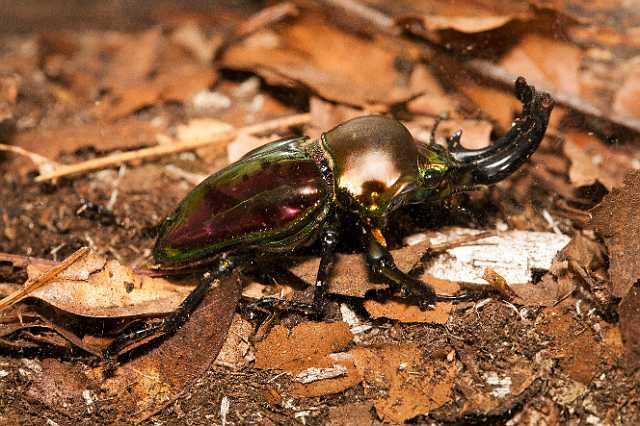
<box><xmin>35</xmin><ymin>113</ymin><xmax>311</xmax><ymax>182</ymax></box>
<box><xmin>429</xmin><ymin>230</ymin><xmax>497</xmax><ymax>252</ymax></box>
<box><xmin>0</xmin><ymin>252</ymin><xmax>56</xmax><ymax>268</ymax></box>
<box><xmin>0</xmin><ymin>247</ymin><xmax>89</xmax><ymax>310</ymax></box>
<box><xmin>316</xmin><ymin>0</ymin><xmax>396</xmax><ymax>32</ymax></box>
<box><xmin>0</xmin><ymin>143</ymin><xmax>60</xmax><ymax>173</ymax></box>
<box><xmin>233</xmin><ymin>2</ymin><xmax>299</xmax><ymax>40</ymax></box>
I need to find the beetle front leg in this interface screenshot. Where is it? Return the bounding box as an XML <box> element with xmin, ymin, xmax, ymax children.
<box><xmin>366</xmin><ymin>229</ymin><xmax>480</xmax><ymax>306</ymax></box>
<box><xmin>366</xmin><ymin>231</ymin><xmax>436</xmax><ymax>307</ymax></box>
<box><xmin>102</xmin><ymin>255</ymin><xmax>240</xmax><ymax>369</ymax></box>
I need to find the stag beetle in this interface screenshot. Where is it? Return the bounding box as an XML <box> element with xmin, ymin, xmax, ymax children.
<box><xmin>103</xmin><ymin>77</ymin><xmax>554</xmax><ymax>363</ymax></box>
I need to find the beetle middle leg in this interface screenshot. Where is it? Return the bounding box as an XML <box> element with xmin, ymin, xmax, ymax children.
<box><xmin>102</xmin><ymin>254</ymin><xmax>240</xmax><ymax>368</ymax></box>
<box><xmin>312</xmin><ymin>216</ymin><xmax>340</xmax><ymax>315</ymax></box>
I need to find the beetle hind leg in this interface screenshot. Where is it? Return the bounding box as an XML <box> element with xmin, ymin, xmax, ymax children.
<box><xmin>102</xmin><ymin>255</ymin><xmax>240</xmax><ymax>370</ymax></box>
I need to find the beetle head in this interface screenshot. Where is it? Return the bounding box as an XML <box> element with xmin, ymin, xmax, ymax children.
<box><xmin>413</xmin><ymin>142</ymin><xmax>465</xmax><ymax>200</ymax></box>
<box><xmin>413</xmin><ymin>77</ymin><xmax>554</xmax><ymax>201</ymax></box>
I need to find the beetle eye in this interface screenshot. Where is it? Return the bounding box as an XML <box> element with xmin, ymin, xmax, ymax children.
<box><xmin>421</xmin><ymin>170</ymin><xmax>444</xmax><ymax>187</ymax></box>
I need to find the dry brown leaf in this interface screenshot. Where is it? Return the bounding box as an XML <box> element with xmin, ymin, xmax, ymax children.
<box><xmin>0</xmin><ymin>73</ymin><xmax>19</xmax><ymax>129</ymax></box>
<box><xmin>364</xmin><ymin>298</ymin><xmax>452</xmax><ymax>323</ymax></box>
<box><xmin>25</xmin><ymin>251</ymin><xmax>193</xmax><ymax>318</ymax></box>
<box><xmin>254</xmin><ymin>321</ymin><xmax>352</xmax><ymax>371</ymax></box>
<box><xmin>214</xmin><ymin>314</ymin><xmax>254</xmax><ymax>370</ymax></box>
<box><xmin>226</xmin><ymin>133</ymin><xmax>275</xmax><ymax>163</ymax></box>
<box><xmin>254</xmin><ymin>321</ymin><xmax>360</xmax><ymax>397</ymax></box>
<box><xmin>613</xmin><ymin>62</ymin><xmax>640</xmax><ymax>119</ymax></box>
<box><xmin>384</xmin><ymin>0</ymin><xmax>531</xmax><ymax>33</ymax></box>
<box><xmin>286</xmin><ymin>255</ymin><xmax>387</xmax><ymax>298</ymax></box>
<box><xmin>101</xmin><ymin>63</ymin><xmax>217</xmax><ymax>121</ymax></box>
<box><xmin>406</xmin><ymin>64</ymin><xmax>457</xmax><ymax>117</ymax></box>
<box><xmin>591</xmin><ymin>170</ymin><xmax>640</xmax><ymax>297</ymax></box>
<box><xmin>457</xmin><ymin>81</ymin><xmax>520</xmax><ymax>130</ymax></box>
<box><xmin>536</xmin><ymin>303</ymin><xmax>620</xmax><ymax>384</ymax></box>
<box><xmin>350</xmin><ymin>344</ymin><xmax>455</xmax><ymax>423</ymax></box>
<box><xmin>619</xmin><ymin>282</ymin><xmax>640</xmax><ymax>370</ymax></box>
<box><xmin>26</xmin><ymin>358</ymin><xmax>97</xmax><ymax>417</ymax></box>
<box><xmin>457</xmin><ymin>359</ymin><xmax>536</xmax><ymax>413</ymax></box>
<box><xmin>308</xmin><ymin>97</ymin><xmax>363</xmax><ymax>138</ymax></box>
<box><xmin>499</xmin><ymin>34</ymin><xmax>583</xmax><ymax>96</ymax></box>
<box><xmin>510</xmin><ymin>275</ymin><xmax>575</xmax><ymax>307</ymax></box>
<box><xmin>223</xmin><ymin>14</ymin><xmax>421</xmax><ymax>107</ymax></box>
<box><xmin>10</xmin><ymin>119</ymin><xmax>161</xmax><ymax>173</ymax></box>
<box><xmin>482</xmin><ymin>268</ymin><xmax>518</xmax><ymax>300</ymax></box>
<box><xmin>102</xmin><ymin>28</ymin><xmax>162</xmax><ymax>91</ymax></box>
<box><xmin>101</xmin><ymin>272</ymin><xmax>241</xmax><ymax>423</ymax></box>
<box><xmin>364</xmin><ymin>277</ymin><xmax>458</xmax><ymax>323</ymax></box>
<box><xmin>328</xmin><ymin>402</ymin><xmax>374</xmax><ymax>426</ymax></box>
<box><xmin>563</xmin><ymin>131</ymin><xmax>634</xmax><ymax>190</ymax></box>
<box><xmin>171</xmin><ymin>22</ymin><xmax>221</xmax><ymax>64</ymax></box>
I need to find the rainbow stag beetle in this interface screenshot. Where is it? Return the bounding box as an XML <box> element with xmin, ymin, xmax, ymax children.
<box><xmin>103</xmin><ymin>77</ymin><xmax>554</xmax><ymax>362</ymax></box>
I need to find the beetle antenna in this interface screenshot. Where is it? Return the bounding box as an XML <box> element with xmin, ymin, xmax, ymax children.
<box><xmin>429</xmin><ymin>113</ymin><xmax>449</xmax><ymax>145</ymax></box>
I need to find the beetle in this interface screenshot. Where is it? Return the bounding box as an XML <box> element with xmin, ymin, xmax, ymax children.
<box><xmin>103</xmin><ymin>77</ymin><xmax>553</xmax><ymax>362</ymax></box>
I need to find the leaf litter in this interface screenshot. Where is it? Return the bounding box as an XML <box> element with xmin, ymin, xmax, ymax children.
<box><xmin>1</xmin><ymin>0</ymin><xmax>640</xmax><ymax>424</ymax></box>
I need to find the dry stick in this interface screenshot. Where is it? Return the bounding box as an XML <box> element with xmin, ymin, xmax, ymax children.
<box><xmin>0</xmin><ymin>143</ymin><xmax>60</xmax><ymax>171</ymax></box>
<box><xmin>233</xmin><ymin>1</ymin><xmax>299</xmax><ymax>40</ymax></box>
<box><xmin>0</xmin><ymin>252</ymin><xmax>57</xmax><ymax>268</ymax></box>
<box><xmin>318</xmin><ymin>0</ymin><xmax>396</xmax><ymax>31</ymax></box>
<box><xmin>35</xmin><ymin>113</ymin><xmax>312</xmax><ymax>182</ymax></box>
<box><xmin>0</xmin><ymin>246</ymin><xmax>89</xmax><ymax>310</ymax></box>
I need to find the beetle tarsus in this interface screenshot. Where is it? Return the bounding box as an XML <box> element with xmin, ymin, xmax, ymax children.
<box><xmin>243</xmin><ymin>297</ymin><xmax>315</xmax><ymax>316</ymax></box>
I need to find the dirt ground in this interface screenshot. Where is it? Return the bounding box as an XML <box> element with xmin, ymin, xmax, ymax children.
<box><xmin>1</xmin><ymin>1</ymin><xmax>639</xmax><ymax>425</ymax></box>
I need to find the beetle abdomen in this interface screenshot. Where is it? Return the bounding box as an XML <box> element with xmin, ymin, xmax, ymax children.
<box><xmin>154</xmin><ymin>139</ymin><xmax>329</xmax><ymax>264</ymax></box>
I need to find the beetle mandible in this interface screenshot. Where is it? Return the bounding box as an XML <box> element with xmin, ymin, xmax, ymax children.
<box><xmin>104</xmin><ymin>77</ymin><xmax>554</xmax><ymax>362</ymax></box>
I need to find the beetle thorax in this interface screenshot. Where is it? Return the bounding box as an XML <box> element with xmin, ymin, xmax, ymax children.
<box><xmin>320</xmin><ymin>116</ymin><xmax>419</xmax><ymax>215</ymax></box>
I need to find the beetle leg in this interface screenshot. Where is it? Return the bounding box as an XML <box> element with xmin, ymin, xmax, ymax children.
<box><xmin>102</xmin><ymin>255</ymin><xmax>239</xmax><ymax>368</ymax></box>
<box><xmin>366</xmin><ymin>230</ymin><xmax>488</xmax><ymax>306</ymax></box>
<box><xmin>312</xmin><ymin>217</ymin><xmax>340</xmax><ymax>315</ymax></box>
<box><xmin>366</xmin><ymin>233</ymin><xmax>436</xmax><ymax>307</ymax></box>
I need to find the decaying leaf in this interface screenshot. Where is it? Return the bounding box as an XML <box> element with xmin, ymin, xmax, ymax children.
<box><xmin>214</xmin><ymin>314</ymin><xmax>255</xmax><ymax>370</ymax></box>
<box><xmin>591</xmin><ymin>170</ymin><xmax>640</xmax><ymax>297</ymax></box>
<box><xmin>22</xmin><ymin>251</ymin><xmax>193</xmax><ymax>318</ymax></box>
<box><xmin>101</xmin><ymin>272</ymin><xmax>241</xmax><ymax>422</ymax></box>
<box><xmin>457</xmin><ymin>358</ymin><xmax>536</xmax><ymax>414</ymax></box>
<box><xmin>328</xmin><ymin>402</ymin><xmax>374</xmax><ymax>426</ymax></box>
<box><xmin>26</xmin><ymin>358</ymin><xmax>97</xmax><ymax>417</ymax></box>
<box><xmin>536</xmin><ymin>303</ymin><xmax>621</xmax><ymax>385</ymax></box>
<box><xmin>613</xmin><ymin>62</ymin><xmax>640</xmax><ymax>119</ymax></box>
<box><xmin>223</xmin><ymin>14</ymin><xmax>422</xmax><ymax>107</ymax></box>
<box><xmin>254</xmin><ymin>321</ymin><xmax>360</xmax><ymax>397</ymax></box>
<box><xmin>384</xmin><ymin>0</ymin><xmax>532</xmax><ymax>34</ymax></box>
<box><xmin>563</xmin><ymin>131</ymin><xmax>634</xmax><ymax>190</ymax></box>
<box><xmin>350</xmin><ymin>344</ymin><xmax>456</xmax><ymax>423</ymax></box>
<box><xmin>423</xmin><ymin>228</ymin><xmax>571</xmax><ymax>285</ymax></box>
<box><xmin>482</xmin><ymin>268</ymin><xmax>518</xmax><ymax>300</ymax></box>
<box><xmin>619</xmin><ymin>281</ymin><xmax>640</xmax><ymax>371</ymax></box>
<box><xmin>363</xmin><ymin>277</ymin><xmax>458</xmax><ymax>323</ymax></box>
<box><xmin>499</xmin><ymin>34</ymin><xmax>583</xmax><ymax>96</ymax></box>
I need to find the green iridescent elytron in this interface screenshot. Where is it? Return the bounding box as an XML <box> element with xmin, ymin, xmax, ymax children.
<box><xmin>103</xmin><ymin>77</ymin><xmax>554</xmax><ymax>363</ymax></box>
